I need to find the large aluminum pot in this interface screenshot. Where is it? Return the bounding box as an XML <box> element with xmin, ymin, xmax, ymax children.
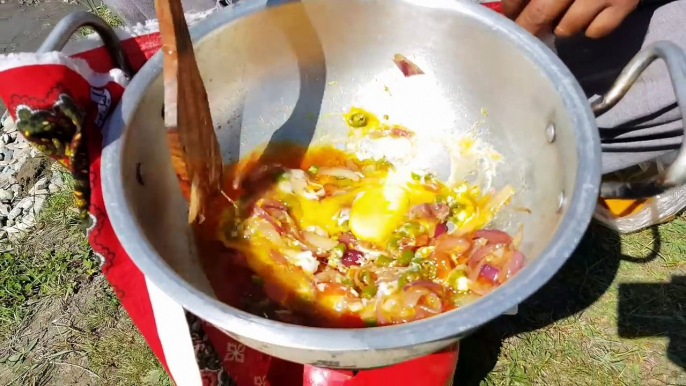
<box><xmin>93</xmin><ymin>0</ymin><xmax>686</xmax><ymax>369</ymax></box>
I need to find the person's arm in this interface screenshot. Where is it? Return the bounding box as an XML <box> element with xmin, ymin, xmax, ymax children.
<box><xmin>502</xmin><ymin>0</ymin><xmax>640</xmax><ymax>38</ymax></box>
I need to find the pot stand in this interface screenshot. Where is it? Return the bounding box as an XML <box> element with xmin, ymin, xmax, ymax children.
<box><xmin>303</xmin><ymin>344</ymin><xmax>460</xmax><ymax>386</ymax></box>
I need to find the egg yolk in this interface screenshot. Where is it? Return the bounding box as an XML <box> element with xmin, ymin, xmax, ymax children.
<box><xmin>295</xmin><ymin>191</ymin><xmax>358</xmax><ymax>235</ymax></box>
<box><xmin>349</xmin><ymin>185</ymin><xmax>410</xmax><ymax>245</ymax></box>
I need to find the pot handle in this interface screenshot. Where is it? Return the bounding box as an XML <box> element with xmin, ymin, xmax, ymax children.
<box><xmin>592</xmin><ymin>41</ymin><xmax>686</xmax><ymax>199</ymax></box>
<box><xmin>37</xmin><ymin>11</ymin><xmax>132</xmax><ymax>77</ymax></box>
<box><xmin>1</xmin><ymin>12</ymin><xmax>131</xmax><ymax>126</ymax></box>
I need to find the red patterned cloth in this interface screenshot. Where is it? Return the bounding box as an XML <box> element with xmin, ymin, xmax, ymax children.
<box><xmin>0</xmin><ymin>3</ymin><xmax>504</xmax><ymax>384</ymax></box>
<box><xmin>481</xmin><ymin>1</ymin><xmax>502</xmax><ymax>13</ymax></box>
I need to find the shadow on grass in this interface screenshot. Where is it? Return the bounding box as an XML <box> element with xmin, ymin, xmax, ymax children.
<box><xmin>454</xmin><ymin>223</ymin><xmax>685</xmax><ymax>384</ymax></box>
<box><xmin>618</xmin><ymin>276</ymin><xmax>686</xmax><ymax>370</ymax></box>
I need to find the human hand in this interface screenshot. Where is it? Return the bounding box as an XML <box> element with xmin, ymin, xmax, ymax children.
<box><xmin>502</xmin><ymin>0</ymin><xmax>640</xmax><ymax>38</ymax></box>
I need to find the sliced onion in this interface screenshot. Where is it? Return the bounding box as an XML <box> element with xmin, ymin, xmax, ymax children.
<box><xmin>338</xmin><ymin>232</ymin><xmax>358</xmax><ymax>247</ymax></box>
<box><xmin>253</xmin><ymin>206</ymin><xmax>283</xmax><ymax>234</ymax></box>
<box><xmin>290</xmin><ymin>169</ymin><xmax>307</xmax><ymax>179</ymax></box>
<box><xmin>376</xmin><ymin>297</ymin><xmax>390</xmax><ymax>325</ymax></box>
<box><xmin>337</xmin><ymin>208</ymin><xmax>351</xmax><ymax>225</ymax></box>
<box><xmin>342</xmin><ymin>249</ymin><xmax>364</xmax><ymax>266</ymax></box>
<box><xmin>468</xmin><ymin>257</ymin><xmax>488</xmax><ymax>282</ymax></box>
<box><xmin>506</xmin><ymin>251</ymin><xmax>524</xmax><ymax>278</ymax></box>
<box><xmin>303</xmin><ymin>231</ymin><xmax>338</xmax><ymax>251</ymax></box>
<box><xmin>277</xmin><ymin>180</ymin><xmax>293</xmax><ymax>193</ymax></box>
<box><xmin>256</xmin><ymin>220</ymin><xmax>283</xmax><ymax>244</ymax></box>
<box><xmin>393</xmin><ymin>54</ymin><xmax>425</xmax><ymax>77</ymax></box>
<box><xmin>430</xmin><ymin>203</ymin><xmax>450</xmax><ymax>221</ymax></box>
<box><xmin>479</xmin><ymin>264</ymin><xmax>500</xmax><ymax>284</ymax></box>
<box><xmin>318</xmin><ymin>167</ymin><xmax>361</xmax><ymax>181</ymax></box>
<box><xmin>402</xmin><ymin>286</ymin><xmax>443</xmax><ymax>316</ymax></box>
<box><xmin>389</xmin><ymin>126</ymin><xmax>414</xmax><ymax>138</ymax></box>
<box><xmin>305</xmin><ymin>226</ymin><xmax>328</xmax><ymax>237</ymax></box>
<box><xmin>469</xmin><ymin>280</ymin><xmax>494</xmax><ymax>296</ymax></box>
<box><xmin>486</xmin><ymin>245</ymin><xmax>508</xmax><ymax>267</ymax></box>
<box><xmin>402</xmin><ymin>286</ymin><xmax>431</xmax><ymax>307</ymax></box>
<box><xmin>314</xmin><ymin>270</ymin><xmax>342</xmax><ymax>283</ymax></box>
<box><xmin>330</xmin><ymin>188</ymin><xmax>351</xmax><ymax>197</ymax></box>
<box><xmin>467</xmin><ymin>244</ymin><xmax>498</xmax><ymax>269</ymax></box>
<box><xmin>370</xmin><ymin>266</ymin><xmax>405</xmax><ymax>282</ymax></box>
<box><xmin>362</xmin><ymin>165</ymin><xmax>377</xmax><ymax>174</ymax></box>
<box><xmin>290</xmin><ymin>171</ymin><xmax>309</xmax><ymax>197</ymax></box>
<box><xmin>302</xmin><ymin>188</ymin><xmax>324</xmax><ymax>200</ymax></box>
<box><xmin>454</xmin><ymin>293</ymin><xmax>481</xmax><ymax>307</ymax></box>
<box><xmin>512</xmin><ymin>227</ymin><xmax>524</xmax><ymax>249</ymax></box>
<box><xmin>409</xmin><ymin>203</ymin><xmax>432</xmax><ymax>219</ymax></box>
<box><xmin>278</xmin><ymin>210</ymin><xmax>304</xmax><ymax>241</ymax></box>
<box><xmin>435</xmin><ymin>235</ymin><xmax>471</xmax><ymax>255</ymax></box>
<box><xmin>434</xmin><ymin>223</ymin><xmax>448</xmax><ymax>238</ymax></box>
<box><xmin>514</xmin><ymin>206</ymin><xmax>532</xmax><ymax>214</ymax></box>
<box><xmin>355</xmin><ymin>244</ymin><xmax>383</xmax><ymax>259</ymax></box>
<box><xmin>345</xmin><ymin>159</ymin><xmax>360</xmax><ymax>172</ymax></box>
<box><xmin>397</xmin><ymin>237</ymin><xmax>416</xmax><ymax>250</ymax></box>
<box><xmin>403</xmin><ymin>280</ymin><xmax>444</xmax><ymax>295</ymax></box>
<box><xmin>410</xmin><ymin>203</ymin><xmax>449</xmax><ymax>221</ymax></box>
<box><xmin>415</xmin><ymin>234</ymin><xmax>430</xmax><ymax>247</ymax></box>
<box><xmin>269</xmin><ymin>250</ymin><xmax>289</xmax><ymax>265</ymax></box>
<box><xmin>486</xmin><ymin>185</ymin><xmax>515</xmax><ymax>213</ymax></box>
<box><xmin>305</xmin><ymin>182</ymin><xmax>326</xmax><ymax>198</ymax></box>
<box><xmin>418</xmin><ymin>293</ymin><xmax>443</xmax><ymax>314</ymax></box>
<box><xmin>473</xmin><ymin>229</ymin><xmax>512</xmax><ymax>245</ymax></box>
<box><xmin>260</xmin><ymin>198</ymin><xmax>288</xmax><ymax>211</ymax></box>
<box><xmin>350</xmin><ymin>267</ymin><xmax>367</xmax><ymax>289</ymax></box>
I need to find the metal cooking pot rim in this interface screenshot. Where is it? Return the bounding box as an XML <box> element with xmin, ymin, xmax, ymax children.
<box><xmin>101</xmin><ymin>0</ymin><xmax>601</xmax><ymax>353</ymax></box>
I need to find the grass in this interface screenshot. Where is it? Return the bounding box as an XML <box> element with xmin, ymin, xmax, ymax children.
<box><xmin>456</xmin><ymin>215</ymin><xmax>686</xmax><ymax>385</ymax></box>
<box><xmin>80</xmin><ymin>285</ymin><xmax>173</xmax><ymax>386</ymax></box>
<box><xmin>0</xmin><ymin>249</ymin><xmax>93</xmax><ymax>333</ymax></box>
<box><xmin>0</xmin><ymin>5</ymin><xmax>168</xmax><ymax>384</ymax></box>
<box><xmin>0</xmin><ymin>172</ymin><xmax>94</xmax><ymax>341</ymax></box>
<box><xmin>2</xmin><ymin>168</ymin><xmax>682</xmax><ymax>385</ymax></box>
<box><xmin>37</xmin><ymin>170</ymin><xmax>80</xmax><ymax>226</ymax></box>
<box><xmin>0</xmin><ymin>170</ymin><xmax>169</xmax><ymax>385</ymax></box>
<box><xmin>76</xmin><ymin>0</ymin><xmax>124</xmax><ymax>37</ymax></box>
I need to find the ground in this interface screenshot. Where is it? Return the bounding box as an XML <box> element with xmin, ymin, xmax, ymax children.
<box><xmin>0</xmin><ymin>2</ymin><xmax>168</xmax><ymax>385</ymax></box>
<box><xmin>2</xmin><ymin>174</ymin><xmax>684</xmax><ymax>386</ymax></box>
<box><xmin>0</xmin><ymin>171</ymin><xmax>170</xmax><ymax>385</ymax></box>
<box><xmin>1</xmin><ymin>1</ymin><xmax>685</xmax><ymax>385</ymax></box>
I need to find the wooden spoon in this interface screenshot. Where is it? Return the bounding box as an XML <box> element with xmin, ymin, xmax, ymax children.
<box><xmin>155</xmin><ymin>0</ymin><xmax>223</xmax><ymax>223</ymax></box>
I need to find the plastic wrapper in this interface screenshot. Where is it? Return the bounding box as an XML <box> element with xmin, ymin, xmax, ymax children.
<box><xmin>594</xmin><ymin>153</ymin><xmax>686</xmax><ymax>234</ymax></box>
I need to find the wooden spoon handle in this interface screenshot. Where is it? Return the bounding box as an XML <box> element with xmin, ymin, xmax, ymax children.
<box><xmin>155</xmin><ymin>0</ymin><xmax>223</xmax><ymax>223</ymax></box>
